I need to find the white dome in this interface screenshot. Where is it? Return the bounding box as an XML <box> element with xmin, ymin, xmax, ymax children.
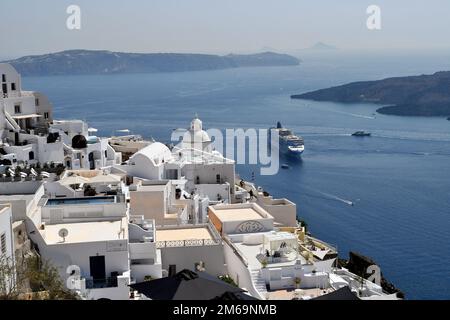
<box><xmin>182</xmin><ymin>129</ymin><xmax>211</xmax><ymax>143</ymax></box>
<box><xmin>191</xmin><ymin>117</ymin><xmax>203</xmax><ymax>131</ymax></box>
<box><xmin>181</xmin><ymin>117</ymin><xmax>212</xmax><ymax>152</ymax></box>
<box><xmin>130</xmin><ymin>142</ymin><xmax>172</xmax><ymax>166</ymax></box>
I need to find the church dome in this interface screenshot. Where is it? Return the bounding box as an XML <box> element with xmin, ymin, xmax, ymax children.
<box><xmin>181</xmin><ymin>117</ymin><xmax>212</xmax><ymax>152</ymax></box>
<box><xmin>191</xmin><ymin>117</ymin><xmax>203</xmax><ymax>131</ymax></box>
<box><xmin>182</xmin><ymin>129</ymin><xmax>211</xmax><ymax>144</ymax></box>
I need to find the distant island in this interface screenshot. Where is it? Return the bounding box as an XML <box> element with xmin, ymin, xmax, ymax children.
<box><xmin>291</xmin><ymin>71</ymin><xmax>450</xmax><ymax>117</ymax></box>
<box><xmin>304</xmin><ymin>42</ymin><xmax>337</xmax><ymax>51</ymax></box>
<box><xmin>3</xmin><ymin>50</ymin><xmax>300</xmax><ymax>76</ymax></box>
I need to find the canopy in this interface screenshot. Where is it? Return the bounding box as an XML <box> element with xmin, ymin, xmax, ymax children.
<box><xmin>12</xmin><ymin>113</ymin><xmax>42</xmax><ymax>119</ymax></box>
<box><xmin>88</xmin><ymin>127</ymin><xmax>98</xmax><ymax>132</ymax></box>
<box><xmin>311</xmin><ymin>249</ymin><xmax>330</xmax><ymax>260</ymax></box>
<box><xmin>130</xmin><ymin>269</ymin><xmax>245</xmax><ymax>300</ymax></box>
<box><xmin>264</xmin><ymin>232</ymin><xmax>298</xmax><ymax>251</ymax></box>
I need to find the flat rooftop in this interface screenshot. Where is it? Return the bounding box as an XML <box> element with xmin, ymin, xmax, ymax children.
<box><xmin>156</xmin><ymin>227</ymin><xmax>213</xmax><ymax>241</ymax></box>
<box><xmin>42</xmin><ymin>217</ymin><xmax>127</xmax><ymax>245</ymax></box>
<box><xmin>137</xmin><ymin>184</ymin><xmax>168</xmax><ymax>192</ymax></box>
<box><xmin>169</xmin><ymin>146</ymin><xmax>234</xmax><ymax>165</ymax></box>
<box><xmin>214</xmin><ymin>207</ymin><xmax>263</xmax><ymax>222</ymax></box>
<box><xmin>0</xmin><ymin>194</ymin><xmax>35</xmax><ymax>205</ymax></box>
<box><xmin>234</xmin><ymin>240</ymin><xmax>306</xmax><ymax>269</ymax></box>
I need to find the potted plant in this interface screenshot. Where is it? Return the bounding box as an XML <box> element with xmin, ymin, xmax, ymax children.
<box><xmin>294</xmin><ymin>277</ymin><xmax>301</xmax><ymax>289</ymax></box>
<box><xmin>261</xmin><ymin>259</ymin><xmax>268</xmax><ymax>268</ymax></box>
<box><xmin>144</xmin><ymin>275</ymin><xmax>153</xmax><ymax>282</ymax></box>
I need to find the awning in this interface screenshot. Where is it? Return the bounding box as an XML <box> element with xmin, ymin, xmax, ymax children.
<box><xmin>11</xmin><ymin>114</ymin><xmax>43</xmax><ymax>119</ymax></box>
<box><xmin>264</xmin><ymin>232</ymin><xmax>298</xmax><ymax>250</ymax></box>
<box><xmin>311</xmin><ymin>249</ymin><xmax>330</xmax><ymax>260</ymax></box>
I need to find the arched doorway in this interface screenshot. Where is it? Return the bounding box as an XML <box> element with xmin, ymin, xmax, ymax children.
<box><xmin>88</xmin><ymin>150</ymin><xmax>102</xmax><ymax>170</ymax></box>
<box><xmin>64</xmin><ymin>156</ymin><xmax>72</xmax><ymax>169</ymax></box>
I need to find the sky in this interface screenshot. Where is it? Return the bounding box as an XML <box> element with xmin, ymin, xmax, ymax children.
<box><xmin>1</xmin><ymin>0</ymin><xmax>450</xmax><ymax>58</ymax></box>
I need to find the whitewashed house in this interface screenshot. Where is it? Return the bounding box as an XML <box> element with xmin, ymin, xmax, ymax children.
<box><xmin>0</xmin><ymin>63</ymin><xmax>121</xmax><ymax>171</ymax></box>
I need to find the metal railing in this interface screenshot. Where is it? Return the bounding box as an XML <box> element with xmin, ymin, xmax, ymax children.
<box><xmin>155</xmin><ymin>238</ymin><xmax>221</xmax><ymax>248</ymax></box>
<box><xmin>85</xmin><ymin>277</ymin><xmax>118</xmax><ymax>289</ymax></box>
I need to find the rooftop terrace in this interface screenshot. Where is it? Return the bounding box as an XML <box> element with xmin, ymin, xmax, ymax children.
<box><xmin>156</xmin><ymin>227</ymin><xmax>213</xmax><ymax>242</ymax></box>
<box><xmin>41</xmin><ymin>217</ymin><xmax>128</xmax><ymax>245</ymax></box>
<box><xmin>213</xmin><ymin>207</ymin><xmax>263</xmax><ymax>222</ymax></box>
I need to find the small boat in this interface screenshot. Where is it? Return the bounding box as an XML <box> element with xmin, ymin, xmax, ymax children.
<box><xmin>281</xmin><ymin>164</ymin><xmax>290</xmax><ymax>169</ymax></box>
<box><xmin>352</xmin><ymin>131</ymin><xmax>371</xmax><ymax>137</ymax></box>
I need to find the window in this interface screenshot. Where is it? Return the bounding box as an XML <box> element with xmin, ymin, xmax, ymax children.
<box><xmin>35</xmin><ymin>98</ymin><xmax>39</xmax><ymax>106</ymax></box>
<box><xmin>29</xmin><ymin>151</ymin><xmax>35</xmax><ymax>160</ymax></box>
<box><xmin>44</xmin><ymin>112</ymin><xmax>49</xmax><ymax>119</ymax></box>
<box><xmin>0</xmin><ymin>233</ymin><xmax>6</xmax><ymax>255</ymax></box>
<box><xmin>1</xmin><ymin>74</ymin><xmax>5</xmax><ymax>82</ymax></box>
<box><xmin>11</xmin><ymin>83</ymin><xmax>16</xmax><ymax>91</ymax></box>
<box><xmin>14</xmin><ymin>104</ymin><xmax>21</xmax><ymax>114</ymax></box>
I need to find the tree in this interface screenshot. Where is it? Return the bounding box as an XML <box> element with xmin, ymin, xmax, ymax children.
<box><xmin>218</xmin><ymin>275</ymin><xmax>238</xmax><ymax>287</ymax></box>
<box><xmin>0</xmin><ymin>255</ymin><xmax>21</xmax><ymax>300</ymax></box>
<box><xmin>0</xmin><ymin>255</ymin><xmax>79</xmax><ymax>300</ymax></box>
<box><xmin>294</xmin><ymin>277</ymin><xmax>301</xmax><ymax>289</ymax></box>
<box><xmin>84</xmin><ymin>185</ymin><xmax>96</xmax><ymax>197</ymax></box>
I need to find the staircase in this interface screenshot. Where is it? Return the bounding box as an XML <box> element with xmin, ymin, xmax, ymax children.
<box><xmin>4</xmin><ymin>110</ymin><xmax>21</xmax><ymax>131</ymax></box>
<box><xmin>250</xmin><ymin>269</ymin><xmax>268</xmax><ymax>298</ymax></box>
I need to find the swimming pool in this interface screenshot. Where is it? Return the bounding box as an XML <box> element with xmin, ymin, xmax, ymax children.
<box><xmin>45</xmin><ymin>196</ymin><xmax>116</xmax><ymax>206</ymax></box>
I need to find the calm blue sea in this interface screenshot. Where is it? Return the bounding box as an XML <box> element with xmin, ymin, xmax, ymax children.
<box><xmin>23</xmin><ymin>51</ymin><xmax>450</xmax><ymax>299</ymax></box>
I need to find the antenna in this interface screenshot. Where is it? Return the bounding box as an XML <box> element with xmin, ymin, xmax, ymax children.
<box><xmin>58</xmin><ymin>228</ymin><xmax>69</xmax><ymax>242</ymax></box>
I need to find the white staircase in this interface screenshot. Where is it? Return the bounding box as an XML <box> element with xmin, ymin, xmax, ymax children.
<box><xmin>4</xmin><ymin>110</ymin><xmax>21</xmax><ymax>131</ymax></box>
<box><xmin>250</xmin><ymin>269</ymin><xmax>267</xmax><ymax>298</ymax></box>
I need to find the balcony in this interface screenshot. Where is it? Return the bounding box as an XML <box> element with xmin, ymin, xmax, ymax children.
<box><xmin>85</xmin><ymin>277</ymin><xmax>119</xmax><ymax>289</ymax></box>
<box><xmin>77</xmin><ymin>271</ymin><xmax>131</xmax><ymax>300</ymax></box>
<box><xmin>129</xmin><ymin>241</ymin><xmax>157</xmax><ymax>260</ymax></box>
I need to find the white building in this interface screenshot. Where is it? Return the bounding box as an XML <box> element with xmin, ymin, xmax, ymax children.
<box><xmin>0</xmin><ymin>204</ymin><xmax>14</xmax><ymax>261</ymax></box>
<box><xmin>0</xmin><ymin>63</ymin><xmax>121</xmax><ymax>171</ymax></box>
<box><xmin>154</xmin><ymin>223</ymin><xmax>226</xmax><ymax>277</ymax></box>
<box><xmin>0</xmin><ymin>204</ymin><xmax>15</xmax><ymax>296</ymax></box>
<box><xmin>0</xmin><ymin>177</ymin><xmax>161</xmax><ymax>300</ymax></box>
<box><xmin>180</xmin><ymin>117</ymin><xmax>212</xmax><ymax>153</ymax></box>
<box><xmin>209</xmin><ymin>203</ymin><xmax>337</xmax><ymax>299</ymax></box>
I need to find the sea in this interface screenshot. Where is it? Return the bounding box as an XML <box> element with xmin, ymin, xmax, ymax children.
<box><xmin>22</xmin><ymin>49</ymin><xmax>450</xmax><ymax>299</ymax></box>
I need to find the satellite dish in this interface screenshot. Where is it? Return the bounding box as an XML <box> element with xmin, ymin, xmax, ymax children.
<box><xmin>58</xmin><ymin>228</ymin><xmax>69</xmax><ymax>242</ymax></box>
<box><xmin>195</xmin><ymin>261</ymin><xmax>205</xmax><ymax>272</ymax></box>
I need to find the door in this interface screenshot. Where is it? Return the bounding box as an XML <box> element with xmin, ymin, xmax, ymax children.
<box><xmin>89</xmin><ymin>256</ymin><xmax>106</xmax><ymax>282</ymax></box>
<box><xmin>88</xmin><ymin>152</ymin><xmax>95</xmax><ymax>170</ymax></box>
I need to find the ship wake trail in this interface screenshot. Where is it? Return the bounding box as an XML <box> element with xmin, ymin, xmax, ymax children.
<box><xmin>302</xmin><ymin>186</ymin><xmax>354</xmax><ymax>206</ymax></box>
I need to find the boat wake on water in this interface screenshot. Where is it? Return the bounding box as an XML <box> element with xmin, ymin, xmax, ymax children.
<box><xmin>302</xmin><ymin>186</ymin><xmax>354</xmax><ymax>206</ymax></box>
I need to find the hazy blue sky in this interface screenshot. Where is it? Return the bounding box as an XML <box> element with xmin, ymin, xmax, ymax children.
<box><xmin>1</xmin><ymin>0</ymin><xmax>449</xmax><ymax>58</ymax></box>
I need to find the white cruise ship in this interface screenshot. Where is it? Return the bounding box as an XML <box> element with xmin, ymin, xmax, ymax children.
<box><xmin>270</xmin><ymin>122</ymin><xmax>305</xmax><ymax>156</ymax></box>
